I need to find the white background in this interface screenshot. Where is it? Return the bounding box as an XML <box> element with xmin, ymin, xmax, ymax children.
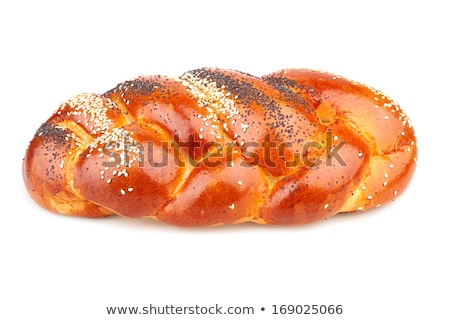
<box><xmin>1</xmin><ymin>0</ymin><xmax>448</xmax><ymax>319</ymax></box>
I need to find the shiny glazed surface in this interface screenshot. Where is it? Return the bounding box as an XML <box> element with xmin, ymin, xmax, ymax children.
<box><xmin>23</xmin><ymin>68</ymin><xmax>417</xmax><ymax>226</ymax></box>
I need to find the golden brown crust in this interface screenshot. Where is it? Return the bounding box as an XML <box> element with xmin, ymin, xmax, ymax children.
<box><xmin>22</xmin><ymin>68</ymin><xmax>418</xmax><ymax>226</ymax></box>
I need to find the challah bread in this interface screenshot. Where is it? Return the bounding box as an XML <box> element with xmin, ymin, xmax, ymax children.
<box><xmin>22</xmin><ymin>68</ymin><xmax>417</xmax><ymax>226</ymax></box>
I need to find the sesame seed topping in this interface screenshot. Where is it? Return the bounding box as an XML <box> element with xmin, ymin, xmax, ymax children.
<box><xmin>367</xmin><ymin>195</ymin><xmax>373</xmax><ymax>200</ymax></box>
<box><xmin>120</xmin><ymin>189</ymin><xmax>125</xmax><ymax>195</ymax></box>
<box><xmin>389</xmin><ymin>164</ymin><xmax>394</xmax><ymax>169</ymax></box>
<box><xmin>393</xmin><ymin>190</ymin><xmax>398</xmax><ymax>196</ymax></box>
<box><xmin>324</xmin><ymin>203</ymin><xmax>329</xmax><ymax>209</ymax></box>
<box><xmin>229</xmin><ymin>203</ymin><xmax>235</xmax><ymax>210</ymax></box>
<box><xmin>237</xmin><ymin>180</ymin><xmax>243</xmax><ymax>186</ymax></box>
<box><xmin>357</xmin><ymin>207</ymin><xmax>364</xmax><ymax>211</ymax></box>
<box><xmin>178</xmin><ymin>71</ymin><xmax>240</xmax><ymax>122</ymax></box>
<box><xmin>89</xmin><ymin>128</ymin><xmax>141</xmax><ymax>168</ymax></box>
<box><xmin>57</xmin><ymin>93</ymin><xmax>117</xmax><ymax>136</ymax></box>
<box><xmin>128</xmin><ymin>187</ymin><xmax>134</xmax><ymax>192</ymax></box>
<box><xmin>358</xmin><ymin>152</ymin><xmax>363</xmax><ymax>158</ymax></box>
<box><xmin>106</xmin><ymin>179</ymin><xmax>112</xmax><ymax>184</ymax></box>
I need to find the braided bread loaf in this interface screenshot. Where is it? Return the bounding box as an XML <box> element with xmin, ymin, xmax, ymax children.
<box><xmin>23</xmin><ymin>68</ymin><xmax>417</xmax><ymax>226</ymax></box>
